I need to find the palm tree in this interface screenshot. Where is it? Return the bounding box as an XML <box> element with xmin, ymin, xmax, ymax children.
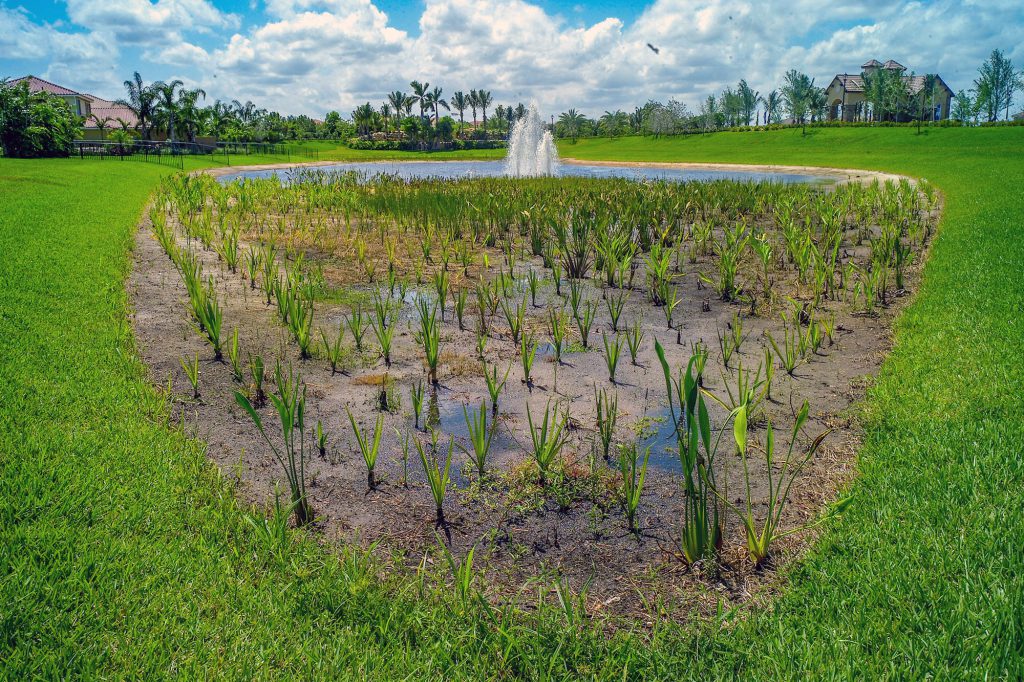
<box><xmin>429</xmin><ymin>86</ymin><xmax>449</xmax><ymax>124</ymax></box>
<box><xmin>207</xmin><ymin>100</ymin><xmax>234</xmax><ymax>136</ymax></box>
<box><xmin>89</xmin><ymin>114</ymin><xmax>113</xmax><ymax>140</ymax></box>
<box><xmin>153</xmin><ymin>79</ymin><xmax>184</xmax><ymax>143</ymax></box>
<box><xmin>599</xmin><ymin>110</ymin><xmax>628</xmax><ymax>136</ymax></box>
<box><xmin>477</xmin><ymin>90</ymin><xmax>493</xmax><ymax>132</ymax></box>
<box><xmin>176</xmin><ymin>87</ymin><xmax>206</xmax><ymax>142</ymax></box>
<box><xmin>379</xmin><ymin>103</ymin><xmax>392</xmax><ymax>133</ymax></box>
<box><xmin>450</xmin><ymin>91</ymin><xmax>468</xmax><ymax>135</ymax></box>
<box><xmin>628</xmin><ymin>107</ymin><xmax>644</xmax><ymax>133</ymax></box>
<box><xmin>468</xmin><ymin>89</ymin><xmax>480</xmax><ymax>125</ymax></box>
<box><xmin>231</xmin><ymin>100</ymin><xmax>259</xmax><ymax>126</ymax></box>
<box><xmin>410</xmin><ymin>80</ymin><xmax>429</xmax><ymax>119</ymax></box>
<box><xmin>760</xmin><ymin>90</ymin><xmax>781</xmax><ymax>124</ymax></box>
<box><xmin>353</xmin><ymin>103</ymin><xmax>376</xmax><ymax>137</ymax></box>
<box><xmin>116</xmin><ymin>71</ymin><xmax>157</xmax><ymax>140</ymax></box>
<box><xmin>494</xmin><ymin>104</ymin><xmax>506</xmax><ymax>132</ymax></box>
<box><xmin>388</xmin><ymin>90</ymin><xmax>408</xmax><ymax>128</ymax></box>
<box><xmin>557</xmin><ymin>109</ymin><xmax>585</xmax><ymax>142</ymax></box>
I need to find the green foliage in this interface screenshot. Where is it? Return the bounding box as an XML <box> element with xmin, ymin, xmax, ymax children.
<box><xmin>526</xmin><ymin>400</ymin><xmax>568</xmax><ymax>485</ymax></box>
<box><xmin>415</xmin><ymin>430</ymin><xmax>454</xmax><ymax>524</ymax></box>
<box><xmin>347</xmin><ymin>408</ymin><xmax>384</xmax><ymax>491</ymax></box>
<box><xmin>0</xmin><ymin>80</ymin><xmax>81</xmax><ymax>157</ymax></box>
<box><xmin>617</xmin><ymin>442</ymin><xmax>650</xmax><ymax>534</ymax></box>
<box><xmin>459</xmin><ymin>401</ymin><xmax>496</xmax><ymax>478</ymax></box>
<box><xmin>234</xmin><ymin>363</ymin><xmax>312</xmax><ymax>526</ymax></box>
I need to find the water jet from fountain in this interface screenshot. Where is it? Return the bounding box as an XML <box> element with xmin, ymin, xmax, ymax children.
<box><xmin>504</xmin><ymin>104</ymin><xmax>560</xmax><ymax>177</ymax></box>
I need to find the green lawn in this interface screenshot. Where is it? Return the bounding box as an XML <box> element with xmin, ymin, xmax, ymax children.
<box><xmin>217</xmin><ymin>139</ymin><xmax>506</xmax><ymax>163</ymax></box>
<box><xmin>2</xmin><ymin>127</ymin><xmax>1023</xmax><ymax>678</ymax></box>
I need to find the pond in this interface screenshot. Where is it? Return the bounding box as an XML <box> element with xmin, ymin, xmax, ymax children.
<box><xmin>217</xmin><ymin>160</ymin><xmax>831</xmax><ymax>184</ymax></box>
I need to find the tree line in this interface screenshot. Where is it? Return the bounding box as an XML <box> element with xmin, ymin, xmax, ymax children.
<box><xmin>556</xmin><ymin>49</ymin><xmax>1023</xmax><ymax>140</ymax></box>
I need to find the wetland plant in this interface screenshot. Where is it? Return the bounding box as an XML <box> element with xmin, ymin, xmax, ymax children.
<box><xmin>346</xmin><ymin>305</ymin><xmax>368</xmax><ymax>352</ymax></box>
<box><xmin>655</xmin><ymin>343</ymin><xmax>722</xmax><ymax>564</ymax></box>
<box><xmin>315</xmin><ymin>420</ymin><xmax>327</xmax><ymax>457</ymax></box>
<box><xmin>347</xmin><ymin>408</ymin><xmax>384</xmax><ymax>491</ymax></box>
<box><xmin>594</xmin><ymin>386</ymin><xmax>618</xmax><ymax>462</ymax></box>
<box><xmin>371</xmin><ymin>301</ymin><xmax>395</xmax><ymax>367</ymax></box>
<box><xmin>415</xmin><ymin>430</ymin><xmax>454</xmax><ymax>526</ymax></box>
<box><xmin>527</xmin><ymin>400</ymin><xmax>568</xmax><ymax>485</ymax></box>
<box><xmin>719</xmin><ymin>402</ymin><xmax>833</xmax><ymax>568</ymax></box>
<box><xmin>499</xmin><ymin>294</ymin><xmax>527</xmax><ymax>345</ymax></box>
<box><xmin>521</xmin><ymin>333</ymin><xmax>538</xmax><ymax>389</ymax></box>
<box><xmin>234</xmin><ymin>364</ymin><xmax>313</xmax><ymax>526</ymax></box>
<box><xmin>453</xmin><ymin>288</ymin><xmax>467</xmax><ymax>331</ymax></box>
<box><xmin>548</xmin><ymin>306</ymin><xmax>568</xmax><ymax>363</ymax></box>
<box><xmin>411</xmin><ymin>379</ymin><xmax>425</xmax><ymax>430</ymax></box>
<box><xmin>605</xmin><ymin>290</ymin><xmax>625</xmax><ymax>332</ymax></box>
<box><xmin>460</xmin><ymin>401</ymin><xmax>497</xmax><ymax>478</ymax></box>
<box><xmin>483</xmin><ymin>360</ymin><xmax>511</xmax><ymax>415</ymax></box>
<box><xmin>624</xmin><ymin>317</ymin><xmax>645</xmax><ymax>365</ymax></box>
<box><xmin>574</xmin><ymin>300</ymin><xmax>596</xmax><ymax>349</ymax></box>
<box><xmin>415</xmin><ymin>297</ymin><xmax>442</xmax><ymax>385</ymax></box>
<box><xmin>766</xmin><ymin>317</ymin><xmax>805</xmax><ymax>376</ymax></box>
<box><xmin>603</xmin><ymin>333</ymin><xmax>623</xmax><ymax>383</ymax></box>
<box><xmin>618</xmin><ymin>442</ymin><xmax>651</xmax><ymax>535</ymax></box>
<box><xmin>248</xmin><ymin>353</ymin><xmax>267</xmax><ymax>406</ymax></box>
<box><xmin>180</xmin><ymin>354</ymin><xmax>200</xmax><ymax>400</ymax></box>
<box><xmin>527</xmin><ymin>268</ymin><xmax>540</xmax><ymax>306</ymax></box>
<box><xmin>320</xmin><ymin>320</ymin><xmax>346</xmax><ymax>374</ymax></box>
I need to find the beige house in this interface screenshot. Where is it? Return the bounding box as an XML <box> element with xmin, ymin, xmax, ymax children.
<box><xmin>825</xmin><ymin>60</ymin><xmax>954</xmax><ymax>122</ymax></box>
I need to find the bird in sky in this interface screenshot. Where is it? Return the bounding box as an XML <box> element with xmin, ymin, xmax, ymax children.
<box><xmin>646</xmin><ymin>43</ymin><xmax>660</xmax><ymax>54</ymax></box>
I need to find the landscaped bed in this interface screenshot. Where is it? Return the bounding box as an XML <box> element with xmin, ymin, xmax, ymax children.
<box><xmin>130</xmin><ymin>167</ymin><xmax>939</xmax><ymax>619</ymax></box>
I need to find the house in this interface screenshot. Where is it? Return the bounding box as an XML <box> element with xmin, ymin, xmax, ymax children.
<box><xmin>9</xmin><ymin>75</ymin><xmax>140</xmax><ymax>140</ymax></box>
<box><xmin>824</xmin><ymin>60</ymin><xmax>954</xmax><ymax>122</ymax></box>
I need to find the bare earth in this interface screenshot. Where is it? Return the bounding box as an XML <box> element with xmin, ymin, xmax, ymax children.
<box><xmin>129</xmin><ymin>162</ymin><xmax>933</xmax><ymax>622</ymax></box>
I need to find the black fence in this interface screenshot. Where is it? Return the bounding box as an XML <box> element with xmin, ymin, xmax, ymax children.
<box><xmin>70</xmin><ymin>140</ymin><xmax>320</xmax><ymax>170</ymax></box>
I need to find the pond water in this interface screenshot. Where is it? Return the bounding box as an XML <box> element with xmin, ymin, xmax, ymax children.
<box><xmin>219</xmin><ymin>160</ymin><xmax>830</xmax><ymax>185</ymax></box>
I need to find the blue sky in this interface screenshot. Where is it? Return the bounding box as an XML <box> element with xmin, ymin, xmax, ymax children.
<box><xmin>2</xmin><ymin>0</ymin><xmax>1022</xmax><ymax>118</ymax></box>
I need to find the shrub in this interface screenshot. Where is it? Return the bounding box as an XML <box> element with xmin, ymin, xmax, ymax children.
<box><xmin>0</xmin><ymin>80</ymin><xmax>81</xmax><ymax>157</ymax></box>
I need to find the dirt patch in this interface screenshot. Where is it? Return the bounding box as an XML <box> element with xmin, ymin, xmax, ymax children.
<box><xmin>129</xmin><ymin>169</ymin><xmax>938</xmax><ymax>622</ymax></box>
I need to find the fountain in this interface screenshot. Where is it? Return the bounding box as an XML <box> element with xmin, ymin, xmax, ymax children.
<box><xmin>504</xmin><ymin>103</ymin><xmax>560</xmax><ymax>177</ymax></box>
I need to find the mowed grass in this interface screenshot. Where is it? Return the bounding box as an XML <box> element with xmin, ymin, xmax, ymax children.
<box><xmin>1</xmin><ymin>126</ymin><xmax>1023</xmax><ymax>678</ymax></box>
<box><xmin>209</xmin><ymin>139</ymin><xmax>506</xmax><ymax>164</ymax></box>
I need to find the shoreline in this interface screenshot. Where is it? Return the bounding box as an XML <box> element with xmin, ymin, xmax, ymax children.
<box><xmin>205</xmin><ymin>156</ymin><xmax>908</xmax><ymax>185</ymax></box>
<box><xmin>560</xmin><ymin>157</ymin><xmax>906</xmax><ymax>184</ymax></box>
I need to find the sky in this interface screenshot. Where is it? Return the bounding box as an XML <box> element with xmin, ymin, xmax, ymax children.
<box><xmin>1</xmin><ymin>0</ymin><xmax>1022</xmax><ymax>119</ymax></box>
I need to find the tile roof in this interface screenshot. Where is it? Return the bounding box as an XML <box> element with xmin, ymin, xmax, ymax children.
<box><xmin>9</xmin><ymin>75</ymin><xmax>88</xmax><ymax>98</ymax></box>
<box><xmin>861</xmin><ymin>59</ymin><xmax>882</xmax><ymax>69</ymax></box>
<box><xmin>830</xmin><ymin>72</ymin><xmax>953</xmax><ymax>96</ymax></box>
<box><xmin>85</xmin><ymin>106</ymin><xmax>139</xmax><ymax>127</ymax></box>
<box><xmin>883</xmin><ymin>60</ymin><xmax>906</xmax><ymax>70</ymax></box>
<box><xmin>831</xmin><ymin>74</ymin><xmax>865</xmax><ymax>93</ymax></box>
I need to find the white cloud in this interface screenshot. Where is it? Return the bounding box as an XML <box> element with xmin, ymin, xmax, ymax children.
<box><xmin>65</xmin><ymin>0</ymin><xmax>239</xmax><ymax>43</ymax></box>
<box><xmin>0</xmin><ymin>6</ymin><xmax>119</xmax><ymax>93</ymax></box>
<box><xmin>2</xmin><ymin>0</ymin><xmax>1023</xmax><ymax>117</ymax></box>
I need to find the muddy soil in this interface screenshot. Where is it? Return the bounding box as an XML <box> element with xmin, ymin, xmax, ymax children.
<box><xmin>129</xmin><ymin>174</ymin><xmax>933</xmax><ymax>621</ymax></box>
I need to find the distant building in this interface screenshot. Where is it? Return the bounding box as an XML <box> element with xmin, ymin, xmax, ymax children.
<box><xmin>9</xmin><ymin>75</ymin><xmax>141</xmax><ymax>140</ymax></box>
<box><xmin>824</xmin><ymin>60</ymin><xmax>954</xmax><ymax>122</ymax></box>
